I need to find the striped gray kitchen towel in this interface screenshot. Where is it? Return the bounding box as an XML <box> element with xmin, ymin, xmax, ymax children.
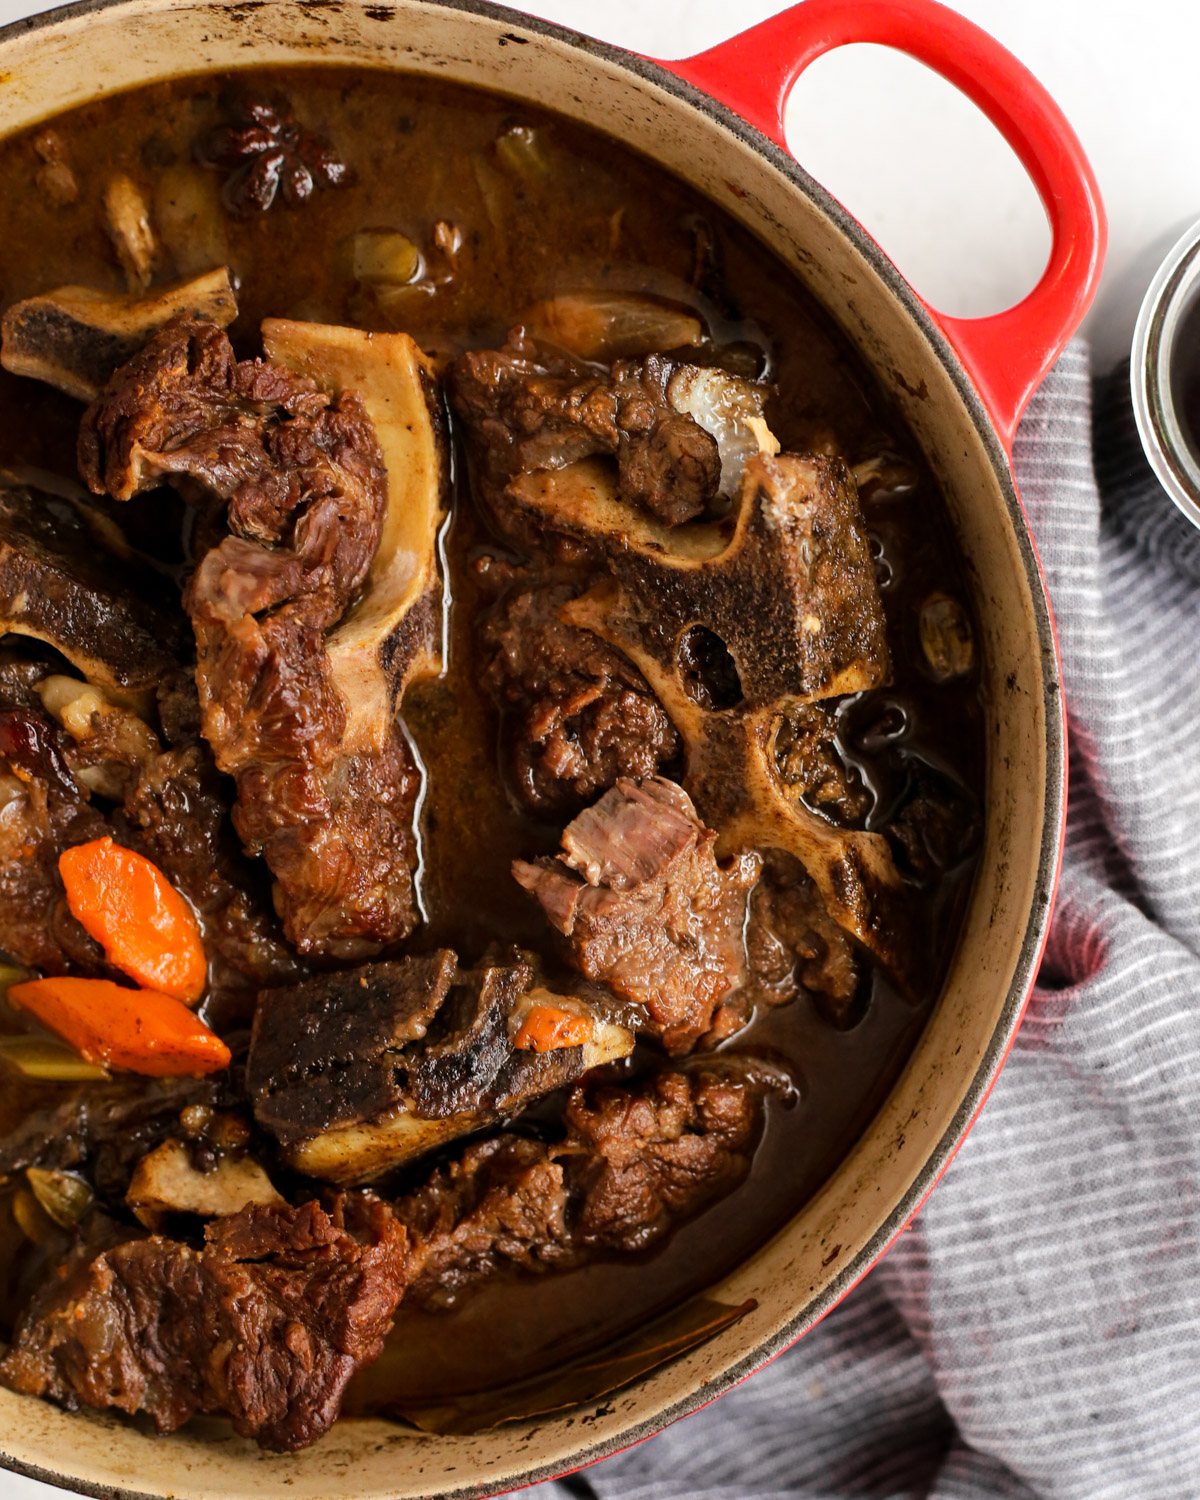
<box><xmin>520</xmin><ymin>341</ymin><xmax>1200</xmax><ymax>1500</ymax></box>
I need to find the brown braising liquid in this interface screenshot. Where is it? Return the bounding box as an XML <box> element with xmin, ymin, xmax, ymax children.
<box><xmin>0</xmin><ymin>68</ymin><xmax>985</xmax><ymax>1405</ymax></box>
<box><xmin>1172</xmin><ymin>294</ymin><xmax>1200</xmax><ymax>463</ymax></box>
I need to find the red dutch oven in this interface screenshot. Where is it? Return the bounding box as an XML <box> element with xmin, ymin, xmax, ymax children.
<box><xmin>0</xmin><ymin>1</ymin><xmax>1104</xmax><ymax>1496</ymax></box>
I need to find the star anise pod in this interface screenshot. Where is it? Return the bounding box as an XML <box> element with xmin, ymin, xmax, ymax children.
<box><xmin>195</xmin><ymin>90</ymin><xmax>353</xmax><ymax>217</ymax></box>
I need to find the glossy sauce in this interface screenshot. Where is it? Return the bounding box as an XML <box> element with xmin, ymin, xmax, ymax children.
<box><xmin>0</xmin><ymin>68</ymin><xmax>985</xmax><ymax>1403</ymax></box>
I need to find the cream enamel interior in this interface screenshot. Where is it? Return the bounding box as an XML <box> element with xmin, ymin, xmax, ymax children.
<box><xmin>0</xmin><ymin>3</ymin><xmax>1063</xmax><ymax>1497</ymax></box>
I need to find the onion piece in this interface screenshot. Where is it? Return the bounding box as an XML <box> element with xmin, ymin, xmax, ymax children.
<box><xmin>667</xmin><ymin>366</ymin><xmax>779</xmax><ymax>498</ymax></box>
<box><xmin>370</xmin><ymin>279</ymin><xmax>439</xmax><ymax>318</ymax></box>
<box><xmin>471</xmin><ymin>152</ymin><xmax>509</xmax><ymax>251</ymax></box>
<box><xmin>102</xmin><ymin>173</ymin><xmax>158</xmax><ymax>291</ymax></box>
<box><xmin>0</xmin><ymin>961</ymin><xmax>31</xmax><ymax>994</ymax></box>
<box><xmin>33</xmin><ymin>130</ymin><xmax>78</xmax><ymax>209</ymax></box>
<box><xmin>495</xmin><ymin>125</ymin><xmax>550</xmax><ymax>184</ymax></box>
<box><xmin>919</xmin><ymin>593</ymin><xmax>974</xmax><ymax>681</ymax></box>
<box><xmin>525</xmin><ymin>292</ymin><xmax>704</xmax><ymax>361</ymax></box>
<box><xmin>851</xmin><ymin>454</ymin><xmax>919</xmax><ymax>502</ymax></box>
<box><xmin>12</xmin><ymin>1186</ymin><xmax>58</xmax><ymax>1246</ymax></box>
<box><xmin>153</xmin><ymin>165</ymin><xmax>228</xmax><ymax>278</ymax></box>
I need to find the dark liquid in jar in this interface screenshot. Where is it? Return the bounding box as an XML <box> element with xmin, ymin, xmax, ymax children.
<box><xmin>1171</xmin><ymin>295</ymin><xmax>1200</xmax><ymax>459</ymax></box>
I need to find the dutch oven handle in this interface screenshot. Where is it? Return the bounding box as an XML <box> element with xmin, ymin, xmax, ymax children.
<box><xmin>654</xmin><ymin>0</ymin><xmax>1107</xmax><ymax>454</ymax></box>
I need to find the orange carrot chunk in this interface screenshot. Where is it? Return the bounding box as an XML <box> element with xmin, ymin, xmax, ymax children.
<box><xmin>59</xmin><ymin>837</ymin><xmax>206</xmax><ymax>1002</ymax></box>
<box><xmin>8</xmin><ymin>977</ymin><xmax>230</xmax><ymax>1077</ymax></box>
<box><xmin>513</xmin><ymin>1002</ymin><xmax>593</xmax><ymax>1053</ymax></box>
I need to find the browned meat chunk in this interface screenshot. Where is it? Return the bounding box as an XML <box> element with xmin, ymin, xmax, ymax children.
<box><xmin>560</xmin><ymin>1064</ymin><xmax>765</xmax><ymax>1251</ymax></box>
<box><xmin>78</xmin><ymin>316</ymin><xmax>420</xmax><ymax>957</ymax></box>
<box><xmin>249</xmin><ymin>952</ymin><xmax>633</xmax><ymax>1181</ymax></box>
<box><xmin>746</xmin><ymin>854</ymin><xmax>862</xmax><ymax>1026</ymax></box>
<box><xmin>773</xmin><ymin>702</ymin><xmax>870</xmax><ymax>827</ymax></box>
<box><xmin>0</xmin><ymin>693</ymin><xmax>109</xmax><ymax>974</ymax></box>
<box><xmin>0</xmin><ymin>1195</ymin><xmax>407</xmax><ymax>1452</ymax></box>
<box><xmin>42</xmin><ymin>670</ymin><xmax>296</xmax><ymax>1004</ymax></box>
<box><xmin>563</xmin><ymin>548</ymin><xmax>909</xmax><ymax>986</ymax></box>
<box><xmin>447</xmin><ymin>335</ymin><xmax>721</xmax><ymax>528</ymax></box>
<box><xmin>479</xmin><ymin>581</ymin><xmax>680</xmax><ymax>813</ymax></box>
<box><xmin>397</xmin><ymin>1065</ymin><xmax>766</xmax><ymax>1309</ymax></box>
<box><xmin>513</xmin><ymin>777</ymin><xmax>759</xmax><ymax>1053</ymax></box>
<box><xmin>884</xmin><ymin>755</ymin><xmax>981</xmax><ymax>883</ymax></box>
<box><xmin>0</xmin><ymin>482</ymin><xmax>182</xmax><ymax>709</ymax></box>
<box><xmin>397</xmin><ymin>1135</ymin><xmax>573</xmax><ymax>1308</ymax></box>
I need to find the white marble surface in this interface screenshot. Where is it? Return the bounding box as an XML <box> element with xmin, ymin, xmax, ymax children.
<box><xmin>0</xmin><ymin>0</ymin><xmax>1192</xmax><ymax>1496</ymax></box>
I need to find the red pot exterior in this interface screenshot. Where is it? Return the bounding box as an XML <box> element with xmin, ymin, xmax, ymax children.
<box><xmin>658</xmin><ymin>0</ymin><xmax>1107</xmax><ymax>458</ymax></box>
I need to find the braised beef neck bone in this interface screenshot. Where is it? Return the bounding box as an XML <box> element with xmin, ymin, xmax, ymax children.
<box><xmin>514</xmin><ymin>777</ymin><xmax>759</xmax><ymax>1054</ymax></box>
<box><xmin>248</xmin><ymin>951</ymin><xmax>634</xmax><ymax>1183</ymax></box>
<box><xmin>0</xmin><ymin>483</ymin><xmax>181</xmax><ymax>715</ymax></box>
<box><xmin>517</xmin><ymin>451</ymin><xmax>889</xmax><ymax>707</ymax></box>
<box><xmin>78</xmin><ymin>316</ymin><xmax>432</xmax><ymax>957</ymax></box>
<box><xmin>565</xmin><ymin>587</ymin><xmax>913</xmax><ymax>983</ymax></box>
<box><xmin>261</xmin><ymin>319</ymin><xmax>448</xmax><ymax>749</ymax></box>
<box><xmin>0</xmin><ymin>1194</ymin><xmax>408</xmax><ymax>1452</ymax></box>
<box><xmin>397</xmin><ymin>1063</ymin><xmax>767</xmax><ymax>1309</ymax></box>
<box><xmin>541</xmin><ymin>451</ymin><xmax>913</xmax><ymax>981</ymax></box>
<box><xmin>0</xmin><ymin>267</ymin><xmax>237</xmax><ymax>402</ymax></box>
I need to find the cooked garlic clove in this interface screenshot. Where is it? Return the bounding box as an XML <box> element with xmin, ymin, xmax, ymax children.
<box><xmin>919</xmin><ymin>592</ymin><xmax>975</xmax><ymax>680</ymax></box>
<box><xmin>526</xmin><ymin>292</ymin><xmax>704</xmax><ymax>361</ymax></box>
<box><xmin>26</xmin><ymin>1167</ymin><xmax>93</xmax><ymax>1228</ymax></box>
